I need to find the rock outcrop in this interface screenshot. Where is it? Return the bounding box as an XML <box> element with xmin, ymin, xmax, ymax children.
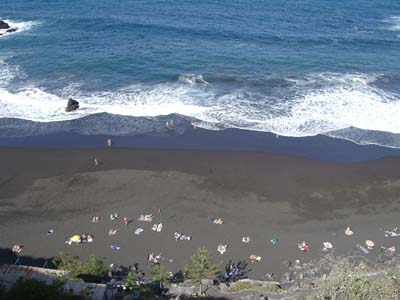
<box><xmin>0</xmin><ymin>21</ymin><xmax>10</xmax><ymax>29</ymax></box>
<box><xmin>0</xmin><ymin>21</ymin><xmax>18</xmax><ymax>36</ymax></box>
<box><xmin>65</xmin><ymin>98</ymin><xmax>80</xmax><ymax>112</ymax></box>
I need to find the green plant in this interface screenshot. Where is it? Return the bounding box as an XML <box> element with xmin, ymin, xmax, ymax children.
<box><xmin>53</xmin><ymin>252</ymin><xmax>82</xmax><ymax>279</ymax></box>
<box><xmin>7</xmin><ymin>278</ymin><xmax>68</xmax><ymax>300</ymax></box>
<box><xmin>53</xmin><ymin>252</ymin><xmax>109</xmax><ymax>281</ymax></box>
<box><xmin>151</xmin><ymin>264</ymin><xmax>170</xmax><ymax>289</ymax></box>
<box><xmin>123</xmin><ymin>271</ymin><xmax>139</xmax><ymax>291</ymax></box>
<box><xmin>0</xmin><ymin>283</ymin><xmax>6</xmax><ymax>300</ymax></box>
<box><xmin>81</xmin><ymin>254</ymin><xmax>109</xmax><ymax>277</ymax></box>
<box><xmin>185</xmin><ymin>247</ymin><xmax>220</xmax><ymax>295</ymax></box>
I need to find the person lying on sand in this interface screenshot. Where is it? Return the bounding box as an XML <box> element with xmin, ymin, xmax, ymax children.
<box><xmin>345</xmin><ymin>226</ymin><xmax>354</xmax><ymax>236</ymax></box>
<box><xmin>211</xmin><ymin>217</ymin><xmax>224</xmax><ymax>225</ymax></box>
<box><xmin>92</xmin><ymin>216</ymin><xmax>100</xmax><ymax>223</ymax></box>
<box><xmin>381</xmin><ymin>245</ymin><xmax>396</xmax><ymax>254</ymax></box>
<box><xmin>385</xmin><ymin>227</ymin><xmax>399</xmax><ymax>237</ymax></box>
<box><xmin>81</xmin><ymin>234</ymin><xmax>94</xmax><ymax>243</ymax></box>
<box><xmin>109</xmin><ymin>228</ymin><xmax>119</xmax><ymax>236</ymax></box>
<box><xmin>148</xmin><ymin>253</ymin><xmax>161</xmax><ymax>264</ymax></box>
<box><xmin>138</xmin><ymin>214</ymin><xmax>153</xmax><ymax>222</ymax></box>
<box><xmin>298</xmin><ymin>241</ymin><xmax>309</xmax><ymax>252</ymax></box>
<box><xmin>110</xmin><ymin>213</ymin><xmax>119</xmax><ymax>221</ymax></box>
<box><xmin>152</xmin><ymin>223</ymin><xmax>163</xmax><ymax>232</ymax></box>
<box><xmin>11</xmin><ymin>245</ymin><xmax>23</xmax><ymax>254</ymax></box>
<box><xmin>249</xmin><ymin>254</ymin><xmax>262</xmax><ymax>262</ymax></box>
<box><xmin>174</xmin><ymin>232</ymin><xmax>192</xmax><ymax>241</ymax></box>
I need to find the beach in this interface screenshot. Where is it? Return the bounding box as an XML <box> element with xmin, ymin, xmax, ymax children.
<box><xmin>1</xmin><ymin>146</ymin><xmax>400</xmax><ymax>279</ymax></box>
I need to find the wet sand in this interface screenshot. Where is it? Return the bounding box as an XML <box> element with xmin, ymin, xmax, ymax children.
<box><xmin>1</xmin><ymin>148</ymin><xmax>400</xmax><ymax>279</ymax></box>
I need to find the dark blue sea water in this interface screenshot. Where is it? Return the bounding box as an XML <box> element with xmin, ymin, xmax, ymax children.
<box><xmin>1</xmin><ymin>0</ymin><xmax>400</xmax><ymax>147</ymax></box>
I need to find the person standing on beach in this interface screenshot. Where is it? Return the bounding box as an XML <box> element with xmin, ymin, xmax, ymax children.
<box><xmin>107</xmin><ymin>138</ymin><xmax>112</xmax><ymax>148</ymax></box>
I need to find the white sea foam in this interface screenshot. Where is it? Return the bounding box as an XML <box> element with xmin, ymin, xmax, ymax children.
<box><xmin>0</xmin><ymin>19</ymin><xmax>39</xmax><ymax>37</ymax></box>
<box><xmin>0</xmin><ymin>70</ymin><xmax>399</xmax><ymax>138</ymax></box>
<box><xmin>0</xmin><ymin>60</ymin><xmax>19</xmax><ymax>87</ymax></box>
<box><xmin>383</xmin><ymin>16</ymin><xmax>400</xmax><ymax>31</ymax></box>
<box><xmin>0</xmin><ymin>81</ymin><xmax>215</xmax><ymax>122</ymax></box>
<box><xmin>178</xmin><ymin>74</ymin><xmax>208</xmax><ymax>85</ymax></box>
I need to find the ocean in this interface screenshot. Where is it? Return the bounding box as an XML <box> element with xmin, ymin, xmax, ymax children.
<box><xmin>1</xmin><ymin>0</ymin><xmax>400</xmax><ymax>147</ymax></box>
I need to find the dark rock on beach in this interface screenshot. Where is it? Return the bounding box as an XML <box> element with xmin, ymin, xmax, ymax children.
<box><xmin>0</xmin><ymin>21</ymin><xmax>10</xmax><ymax>29</ymax></box>
<box><xmin>65</xmin><ymin>98</ymin><xmax>79</xmax><ymax>112</ymax></box>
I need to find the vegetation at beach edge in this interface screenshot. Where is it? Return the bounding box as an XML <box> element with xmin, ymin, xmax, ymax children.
<box><xmin>2</xmin><ymin>247</ymin><xmax>400</xmax><ymax>299</ymax></box>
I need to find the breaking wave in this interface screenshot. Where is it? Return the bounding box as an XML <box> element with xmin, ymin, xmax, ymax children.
<box><xmin>1</xmin><ymin>60</ymin><xmax>400</xmax><ymax>147</ymax></box>
<box><xmin>383</xmin><ymin>16</ymin><xmax>400</xmax><ymax>32</ymax></box>
<box><xmin>0</xmin><ymin>19</ymin><xmax>39</xmax><ymax>37</ymax></box>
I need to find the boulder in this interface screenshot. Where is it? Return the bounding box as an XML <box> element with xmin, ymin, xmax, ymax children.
<box><xmin>6</xmin><ymin>28</ymin><xmax>17</xmax><ymax>33</ymax></box>
<box><xmin>66</xmin><ymin>98</ymin><xmax>79</xmax><ymax>112</ymax></box>
<box><xmin>0</xmin><ymin>21</ymin><xmax>10</xmax><ymax>30</ymax></box>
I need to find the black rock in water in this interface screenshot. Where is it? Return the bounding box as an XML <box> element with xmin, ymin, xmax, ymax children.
<box><xmin>65</xmin><ymin>98</ymin><xmax>80</xmax><ymax>112</ymax></box>
<box><xmin>6</xmin><ymin>28</ymin><xmax>17</xmax><ymax>33</ymax></box>
<box><xmin>0</xmin><ymin>21</ymin><xmax>10</xmax><ymax>30</ymax></box>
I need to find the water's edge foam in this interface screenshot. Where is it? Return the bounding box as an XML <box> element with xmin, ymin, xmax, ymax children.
<box><xmin>1</xmin><ymin>113</ymin><xmax>400</xmax><ymax>149</ymax></box>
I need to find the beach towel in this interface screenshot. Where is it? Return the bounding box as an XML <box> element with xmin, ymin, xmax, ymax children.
<box><xmin>322</xmin><ymin>242</ymin><xmax>333</xmax><ymax>251</ymax></box>
<box><xmin>217</xmin><ymin>244</ymin><xmax>227</xmax><ymax>254</ymax></box>
<box><xmin>134</xmin><ymin>228</ymin><xmax>144</xmax><ymax>235</ymax></box>
<box><xmin>242</xmin><ymin>236</ymin><xmax>250</xmax><ymax>243</ymax></box>
<box><xmin>71</xmin><ymin>235</ymin><xmax>81</xmax><ymax>243</ymax></box>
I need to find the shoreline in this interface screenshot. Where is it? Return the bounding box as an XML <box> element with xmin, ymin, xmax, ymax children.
<box><xmin>1</xmin><ymin>127</ymin><xmax>400</xmax><ymax>162</ymax></box>
<box><xmin>1</xmin><ymin>147</ymin><xmax>400</xmax><ymax>280</ymax></box>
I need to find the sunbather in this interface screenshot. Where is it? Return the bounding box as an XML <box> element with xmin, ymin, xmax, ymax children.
<box><xmin>92</xmin><ymin>216</ymin><xmax>100</xmax><ymax>223</ymax></box>
<box><xmin>174</xmin><ymin>232</ymin><xmax>191</xmax><ymax>241</ymax></box>
<box><xmin>249</xmin><ymin>254</ymin><xmax>262</xmax><ymax>262</ymax></box>
<box><xmin>385</xmin><ymin>227</ymin><xmax>400</xmax><ymax>237</ymax></box>
<box><xmin>110</xmin><ymin>213</ymin><xmax>119</xmax><ymax>221</ymax></box>
<box><xmin>109</xmin><ymin>228</ymin><xmax>119</xmax><ymax>236</ymax></box>
<box><xmin>148</xmin><ymin>253</ymin><xmax>161</xmax><ymax>264</ymax></box>
<box><xmin>298</xmin><ymin>241</ymin><xmax>309</xmax><ymax>252</ymax></box>
<box><xmin>138</xmin><ymin>214</ymin><xmax>153</xmax><ymax>222</ymax></box>
<box><xmin>11</xmin><ymin>245</ymin><xmax>23</xmax><ymax>254</ymax></box>
<box><xmin>211</xmin><ymin>218</ymin><xmax>224</xmax><ymax>225</ymax></box>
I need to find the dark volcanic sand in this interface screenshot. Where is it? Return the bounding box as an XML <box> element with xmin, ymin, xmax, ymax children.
<box><xmin>1</xmin><ymin>148</ymin><xmax>400</xmax><ymax>279</ymax></box>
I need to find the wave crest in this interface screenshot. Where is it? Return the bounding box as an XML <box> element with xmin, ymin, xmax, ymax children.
<box><xmin>0</xmin><ymin>69</ymin><xmax>399</xmax><ymax>142</ymax></box>
<box><xmin>0</xmin><ymin>19</ymin><xmax>40</xmax><ymax>37</ymax></box>
<box><xmin>178</xmin><ymin>74</ymin><xmax>208</xmax><ymax>85</ymax></box>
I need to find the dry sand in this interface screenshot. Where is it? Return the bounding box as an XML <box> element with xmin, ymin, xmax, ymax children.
<box><xmin>1</xmin><ymin>148</ymin><xmax>400</xmax><ymax>279</ymax></box>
